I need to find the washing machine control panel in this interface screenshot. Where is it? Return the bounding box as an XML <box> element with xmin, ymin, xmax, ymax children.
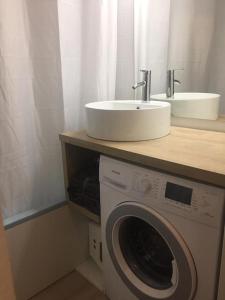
<box><xmin>133</xmin><ymin>171</ymin><xmax>224</xmax><ymax>228</ymax></box>
<box><xmin>100</xmin><ymin>156</ymin><xmax>225</xmax><ymax>228</ymax></box>
<box><xmin>155</xmin><ymin>175</ymin><xmax>224</xmax><ymax>227</ymax></box>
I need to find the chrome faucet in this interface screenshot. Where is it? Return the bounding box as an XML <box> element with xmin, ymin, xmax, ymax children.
<box><xmin>132</xmin><ymin>70</ymin><xmax>151</xmax><ymax>102</ymax></box>
<box><xmin>166</xmin><ymin>69</ymin><xmax>182</xmax><ymax>98</ymax></box>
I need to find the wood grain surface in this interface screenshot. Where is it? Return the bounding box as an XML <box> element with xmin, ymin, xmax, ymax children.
<box><xmin>60</xmin><ymin>127</ymin><xmax>225</xmax><ymax>188</ymax></box>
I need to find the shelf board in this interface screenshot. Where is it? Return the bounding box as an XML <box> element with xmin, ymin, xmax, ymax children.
<box><xmin>69</xmin><ymin>201</ymin><xmax>100</xmax><ymax>224</ymax></box>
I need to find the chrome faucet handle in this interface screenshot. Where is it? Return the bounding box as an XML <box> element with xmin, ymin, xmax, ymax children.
<box><xmin>132</xmin><ymin>81</ymin><xmax>146</xmax><ymax>90</ymax></box>
<box><xmin>132</xmin><ymin>69</ymin><xmax>150</xmax><ymax>88</ymax></box>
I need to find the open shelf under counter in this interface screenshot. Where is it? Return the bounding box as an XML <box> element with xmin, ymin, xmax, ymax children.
<box><xmin>61</xmin><ymin>141</ymin><xmax>101</xmax><ymax>222</ymax></box>
<box><xmin>60</xmin><ymin>127</ymin><xmax>225</xmax><ymax>189</ymax></box>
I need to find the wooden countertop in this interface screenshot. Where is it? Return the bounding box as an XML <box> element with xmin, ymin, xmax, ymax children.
<box><xmin>60</xmin><ymin>127</ymin><xmax>225</xmax><ymax>188</ymax></box>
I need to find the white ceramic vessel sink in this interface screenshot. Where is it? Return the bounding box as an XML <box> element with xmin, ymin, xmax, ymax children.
<box><xmin>151</xmin><ymin>93</ymin><xmax>220</xmax><ymax>120</ymax></box>
<box><xmin>85</xmin><ymin>100</ymin><xmax>171</xmax><ymax>141</ymax></box>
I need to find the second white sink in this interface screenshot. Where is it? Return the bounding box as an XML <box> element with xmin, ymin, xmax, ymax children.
<box><xmin>151</xmin><ymin>93</ymin><xmax>220</xmax><ymax>120</ymax></box>
<box><xmin>85</xmin><ymin>100</ymin><xmax>171</xmax><ymax>141</ymax></box>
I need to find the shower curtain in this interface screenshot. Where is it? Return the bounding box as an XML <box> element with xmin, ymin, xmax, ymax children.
<box><xmin>0</xmin><ymin>0</ymin><xmax>65</xmax><ymax>218</ymax></box>
<box><xmin>0</xmin><ymin>0</ymin><xmax>219</xmax><ymax>219</ymax></box>
<box><xmin>0</xmin><ymin>0</ymin><xmax>117</xmax><ymax>219</ymax></box>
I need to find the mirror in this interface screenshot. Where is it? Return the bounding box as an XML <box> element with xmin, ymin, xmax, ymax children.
<box><xmin>116</xmin><ymin>0</ymin><xmax>225</xmax><ymax>125</ymax></box>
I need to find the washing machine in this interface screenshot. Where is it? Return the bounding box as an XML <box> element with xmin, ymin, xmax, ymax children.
<box><xmin>100</xmin><ymin>156</ymin><xmax>225</xmax><ymax>300</ymax></box>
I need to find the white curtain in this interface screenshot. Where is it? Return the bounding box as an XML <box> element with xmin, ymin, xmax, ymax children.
<box><xmin>134</xmin><ymin>0</ymin><xmax>171</xmax><ymax>97</ymax></box>
<box><xmin>0</xmin><ymin>0</ymin><xmax>65</xmax><ymax>219</ymax></box>
<box><xmin>0</xmin><ymin>0</ymin><xmax>118</xmax><ymax>219</ymax></box>
<box><xmin>58</xmin><ymin>0</ymin><xmax>118</xmax><ymax>130</ymax></box>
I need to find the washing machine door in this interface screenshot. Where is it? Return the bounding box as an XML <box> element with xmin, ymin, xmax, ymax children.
<box><xmin>106</xmin><ymin>202</ymin><xmax>197</xmax><ymax>300</ymax></box>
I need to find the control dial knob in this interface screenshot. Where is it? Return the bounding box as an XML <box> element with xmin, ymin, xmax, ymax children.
<box><xmin>139</xmin><ymin>178</ymin><xmax>152</xmax><ymax>193</ymax></box>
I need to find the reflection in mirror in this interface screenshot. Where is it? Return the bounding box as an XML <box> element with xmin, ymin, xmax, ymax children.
<box><xmin>168</xmin><ymin>0</ymin><xmax>217</xmax><ymax>94</ymax></box>
<box><xmin>134</xmin><ymin>0</ymin><xmax>171</xmax><ymax>96</ymax></box>
<box><xmin>116</xmin><ymin>0</ymin><xmax>225</xmax><ymax>121</ymax></box>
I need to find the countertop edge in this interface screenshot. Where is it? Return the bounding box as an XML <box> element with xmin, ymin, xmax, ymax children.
<box><xmin>59</xmin><ymin>133</ymin><xmax>225</xmax><ymax>189</ymax></box>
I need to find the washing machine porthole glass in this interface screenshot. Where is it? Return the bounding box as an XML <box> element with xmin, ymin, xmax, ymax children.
<box><xmin>107</xmin><ymin>203</ymin><xmax>197</xmax><ymax>300</ymax></box>
<box><xmin>119</xmin><ymin>217</ymin><xmax>175</xmax><ymax>290</ymax></box>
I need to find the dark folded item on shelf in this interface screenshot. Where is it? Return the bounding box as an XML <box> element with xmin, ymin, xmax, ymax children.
<box><xmin>67</xmin><ymin>159</ymin><xmax>100</xmax><ymax>216</ymax></box>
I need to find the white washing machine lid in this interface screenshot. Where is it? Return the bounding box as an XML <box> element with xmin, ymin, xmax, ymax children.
<box><xmin>106</xmin><ymin>202</ymin><xmax>197</xmax><ymax>300</ymax></box>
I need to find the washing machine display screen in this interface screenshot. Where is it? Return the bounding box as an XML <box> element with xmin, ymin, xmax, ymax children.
<box><xmin>165</xmin><ymin>182</ymin><xmax>193</xmax><ymax>205</ymax></box>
